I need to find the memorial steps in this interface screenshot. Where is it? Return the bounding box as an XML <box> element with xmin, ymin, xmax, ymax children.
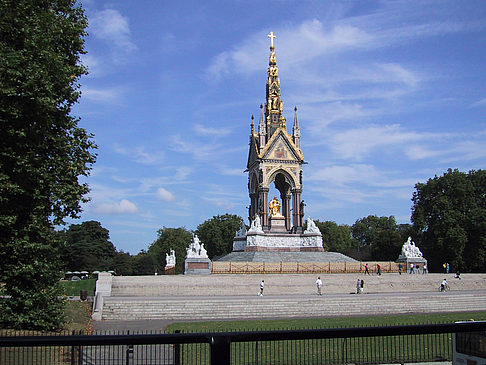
<box><xmin>97</xmin><ymin>274</ymin><xmax>486</xmax><ymax>322</ymax></box>
<box><xmin>100</xmin><ymin>292</ymin><xmax>486</xmax><ymax>321</ymax></box>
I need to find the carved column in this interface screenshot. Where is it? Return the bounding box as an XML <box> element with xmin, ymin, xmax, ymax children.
<box><xmin>249</xmin><ymin>193</ymin><xmax>257</xmax><ymax>223</ymax></box>
<box><xmin>282</xmin><ymin>193</ymin><xmax>291</xmax><ymax>230</ymax></box>
<box><xmin>292</xmin><ymin>189</ymin><xmax>302</xmax><ymax>229</ymax></box>
<box><xmin>260</xmin><ymin>188</ymin><xmax>269</xmax><ymax>228</ymax></box>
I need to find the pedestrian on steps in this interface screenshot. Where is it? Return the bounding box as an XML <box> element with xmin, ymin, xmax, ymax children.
<box><xmin>259</xmin><ymin>280</ymin><xmax>265</xmax><ymax>296</ymax></box>
<box><xmin>316</xmin><ymin>277</ymin><xmax>323</xmax><ymax>295</ymax></box>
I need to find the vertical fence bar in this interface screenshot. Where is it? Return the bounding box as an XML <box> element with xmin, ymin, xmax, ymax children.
<box><xmin>173</xmin><ymin>330</ymin><xmax>180</xmax><ymax>365</ymax></box>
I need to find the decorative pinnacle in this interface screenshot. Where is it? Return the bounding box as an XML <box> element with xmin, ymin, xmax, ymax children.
<box><xmin>268</xmin><ymin>31</ymin><xmax>276</xmax><ymax>49</ymax></box>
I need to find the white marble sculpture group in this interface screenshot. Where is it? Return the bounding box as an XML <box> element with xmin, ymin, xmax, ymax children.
<box><xmin>400</xmin><ymin>237</ymin><xmax>423</xmax><ymax>258</ymax></box>
<box><xmin>186</xmin><ymin>234</ymin><xmax>208</xmax><ymax>259</ymax></box>
<box><xmin>165</xmin><ymin>249</ymin><xmax>176</xmax><ymax>268</ymax></box>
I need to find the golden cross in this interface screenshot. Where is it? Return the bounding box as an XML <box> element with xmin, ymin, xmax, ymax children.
<box><xmin>268</xmin><ymin>31</ymin><xmax>276</xmax><ymax>48</ymax></box>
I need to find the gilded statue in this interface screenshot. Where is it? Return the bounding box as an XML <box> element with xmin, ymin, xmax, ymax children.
<box><xmin>269</xmin><ymin>196</ymin><xmax>281</xmax><ymax>216</ymax></box>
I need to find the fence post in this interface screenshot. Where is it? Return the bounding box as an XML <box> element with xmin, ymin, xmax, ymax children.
<box><xmin>210</xmin><ymin>335</ymin><xmax>230</xmax><ymax>365</ymax></box>
<box><xmin>173</xmin><ymin>330</ymin><xmax>181</xmax><ymax>365</ymax></box>
<box><xmin>125</xmin><ymin>330</ymin><xmax>133</xmax><ymax>365</ymax></box>
<box><xmin>71</xmin><ymin>330</ymin><xmax>76</xmax><ymax>365</ymax></box>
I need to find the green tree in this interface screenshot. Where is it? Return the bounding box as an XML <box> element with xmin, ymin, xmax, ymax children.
<box><xmin>352</xmin><ymin>216</ymin><xmax>402</xmax><ymax>261</ymax></box>
<box><xmin>314</xmin><ymin>220</ymin><xmax>359</xmax><ymax>253</ymax></box>
<box><xmin>112</xmin><ymin>250</ymin><xmax>134</xmax><ymax>276</ymax></box>
<box><xmin>411</xmin><ymin>169</ymin><xmax>486</xmax><ymax>272</ymax></box>
<box><xmin>196</xmin><ymin>214</ymin><xmax>243</xmax><ymax>259</ymax></box>
<box><xmin>62</xmin><ymin>221</ymin><xmax>116</xmax><ymax>272</ymax></box>
<box><xmin>148</xmin><ymin>227</ymin><xmax>192</xmax><ymax>274</ymax></box>
<box><xmin>133</xmin><ymin>250</ymin><xmax>156</xmax><ymax>275</ymax></box>
<box><xmin>0</xmin><ymin>0</ymin><xmax>95</xmax><ymax>329</ymax></box>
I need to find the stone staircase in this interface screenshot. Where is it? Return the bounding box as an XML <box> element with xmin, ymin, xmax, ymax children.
<box><xmin>96</xmin><ymin>273</ymin><xmax>486</xmax><ymax>322</ymax></box>
<box><xmin>101</xmin><ymin>291</ymin><xmax>486</xmax><ymax>321</ymax></box>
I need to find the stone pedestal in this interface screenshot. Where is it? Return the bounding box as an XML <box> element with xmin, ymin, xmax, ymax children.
<box><xmin>270</xmin><ymin>215</ymin><xmax>286</xmax><ymax>232</ymax></box>
<box><xmin>397</xmin><ymin>256</ymin><xmax>428</xmax><ymax>273</ymax></box>
<box><xmin>184</xmin><ymin>258</ymin><xmax>212</xmax><ymax>275</ymax></box>
<box><xmin>244</xmin><ymin>232</ymin><xmax>324</xmax><ymax>251</ymax></box>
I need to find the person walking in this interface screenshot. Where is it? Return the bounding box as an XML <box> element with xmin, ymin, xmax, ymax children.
<box><xmin>376</xmin><ymin>264</ymin><xmax>382</xmax><ymax>276</ymax></box>
<box><xmin>259</xmin><ymin>280</ymin><xmax>265</xmax><ymax>296</ymax></box>
<box><xmin>364</xmin><ymin>263</ymin><xmax>370</xmax><ymax>275</ymax></box>
<box><xmin>446</xmin><ymin>263</ymin><xmax>450</xmax><ymax>274</ymax></box>
<box><xmin>360</xmin><ymin>279</ymin><xmax>365</xmax><ymax>293</ymax></box>
<box><xmin>356</xmin><ymin>278</ymin><xmax>361</xmax><ymax>294</ymax></box>
<box><xmin>423</xmin><ymin>264</ymin><xmax>427</xmax><ymax>274</ymax></box>
<box><xmin>398</xmin><ymin>263</ymin><xmax>403</xmax><ymax>275</ymax></box>
<box><xmin>316</xmin><ymin>277</ymin><xmax>323</xmax><ymax>295</ymax></box>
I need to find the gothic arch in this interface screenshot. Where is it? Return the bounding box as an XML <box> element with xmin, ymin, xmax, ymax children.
<box><xmin>265</xmin><ymin>168</ymin><xmax>296</xmax><ymax>190</ymax></box>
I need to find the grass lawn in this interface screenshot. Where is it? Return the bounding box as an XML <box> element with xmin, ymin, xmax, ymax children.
<box><xmin>60</xmin><ymin>278</ymin><xmax>96</xmax><ymax>296</ymax></box>
<box><xmin>166</xmin><ymin>311</ymin><xmax>486</xmax><ymax>365</ymax></box>
<box><xmin>167</xmin><ymin>311</ymin><xmax>486</xmax><ymax>333</ymax></box>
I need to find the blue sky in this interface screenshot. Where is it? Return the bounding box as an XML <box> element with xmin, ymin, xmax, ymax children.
<box><xmin>72</xmin><ymin>0</ymin><xmax>486</xmax><ymax>254</ymax></box>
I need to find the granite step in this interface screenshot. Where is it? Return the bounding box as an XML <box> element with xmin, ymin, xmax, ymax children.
<box><xmin>101</xmin><ymin>292</ymin><xmax>486</xmax><ymax>321</ymax></box>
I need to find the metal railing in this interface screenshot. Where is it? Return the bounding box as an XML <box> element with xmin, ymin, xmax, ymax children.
<box><xmin>1</xmin><ymin>321</ymin><xmax>485</xmax><ymax>364</ymax></box>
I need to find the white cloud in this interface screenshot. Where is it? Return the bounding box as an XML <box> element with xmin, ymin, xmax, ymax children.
<box><xmin>307</xmin><ymin>164</ymin><xmax>379</xmax><ymax>185</ymax></box>
<box><xmin>328</xmin><ymin>124</ymin><xmax>426</xmax><ymax>161</ymax></box>
<box><xmin>112</xmin><ymin>144</ymin><xmax>165</xmax><ymax>165</ymax></box>
<box><xmin>82</xmin><ymin>86</ymin><xmax>123</xmax><ymax>102</ymax></box>
<box><xmin>89</xmin><ymin>9</ymin><xmax>137</xmax><ymax>52</ymax></box>
<box><xmin>206</xmin><ymin>20</ymin><xmax>372</xmax><ymax>79</ymax></box>
<box><xmin>193</xmin><ymin>123</ymin><xmax>232</xmax><ymax>137</ymax></box>
<box><xmin>405</xmin><ymin>145</ymin><xmax>442</xmax><ymax>160</ymax></box>
<box><xmin>174</xmin><ymin>166</ymin><xmax>192</xmax><ymax>181</ymax></box>
<box><xmin>156</xmin><ymin>188</ymin><xmax>176</xmax><ymax>202</ymax></box>
<box><xmin>170</xmin><ymin>135</ymin><xmax>223</xmax><ymax>161</ymax></box>
<box><xmin>93</xmin><ymin>199</ymin><xmax>138</xmax><ymax>214</ymax></box>
<box><xmin>470</xmin><ymin>98</ymin><xmax>486</xmax><ymax>108</ymax></box>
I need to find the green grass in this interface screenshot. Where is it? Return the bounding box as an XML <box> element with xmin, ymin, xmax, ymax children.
<box><xmin>167</xmin><ymin>311</ymin><xmax>486</xmax><ymax>333</ymax></box>
<box><xmin>167</xmin><ymin>312</ymin><xmax>486</xmax><ymax>365</ymax></box>
<box><xmin>60</xmin><ymin>278</ymin><xmax>96</xmax><ymax>296</ymax></box>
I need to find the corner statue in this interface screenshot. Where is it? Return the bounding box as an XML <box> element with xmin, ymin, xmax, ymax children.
<box><xmin>269</xmin><ymin>196</ymin><xmax>282</xmax><ymax>216</ymax></box>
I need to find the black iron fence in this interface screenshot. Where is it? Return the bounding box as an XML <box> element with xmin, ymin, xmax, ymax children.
<box><xmin>1</xmin><ymin>321</ymin><xmax>485</xmax><ymax>365</ymax></box>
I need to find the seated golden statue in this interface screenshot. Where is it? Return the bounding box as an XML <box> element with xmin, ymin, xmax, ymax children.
<box><xmin>269</xmin><ymin>196</ymin><xmax>282</xmax><ymax>217</ymax></box>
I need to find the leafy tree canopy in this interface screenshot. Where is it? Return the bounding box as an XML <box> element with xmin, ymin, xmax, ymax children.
<box><xmin>61</xmin><ymin>221</ymin><xmax>116</xmax><ymax>272</ymax></box>
<box><xmin>196</xmin><ymin>214</ymin><xmax>243</xmax><ymax>259</ymax></box>
<box><xmin>314</xmin><ymin>220</ymin><xmax>359</xmax><ymax>253</ymax></box>
<box><xmin>351</xmin><ymin>215</ymin><xmax>403</xmax><ymax>261</ymax></box>
<box><xmin>148</xmin><ymin>227</ymin><xmax>192</xmax><ymax>274</ymax></box>
<box><xmin>411</xmin><ymin>168</ymin><xmax>486</xmax><ymax>272</ymax></box>
<box><xmin>132</xmin><ymin>250</ymin><xmax>156</xmax><ymax>275</ymax></box>
<box><xmin>0</xmin><ymin>0</ymin><xmax>95</xmax><ymax>330</ymax></box>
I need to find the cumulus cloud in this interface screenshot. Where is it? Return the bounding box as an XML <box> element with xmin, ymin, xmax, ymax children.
<box><xmin>94</xmin><ymin>199</ymin><xmax>138</xmax><ymax>214</ymax></box>
<box><xmin>156</xmin><ymin>188</ymin><xmax>176</xmax><ymax>202</ymax></box>
<box><xmin>89</xmin><ymin>9</ymin><xmax>137</xmax><ymax>52</ymax></box>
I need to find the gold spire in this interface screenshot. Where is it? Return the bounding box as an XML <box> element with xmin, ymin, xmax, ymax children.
<box><xmin>265</xmin><ymin>31</ymin><xmax>285</xmax><ymax>137</ymax></box>
<box><xmin>268</xmin><ymin>31</ymin><xmax>276</xmax><ymax>50</ymax></box>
